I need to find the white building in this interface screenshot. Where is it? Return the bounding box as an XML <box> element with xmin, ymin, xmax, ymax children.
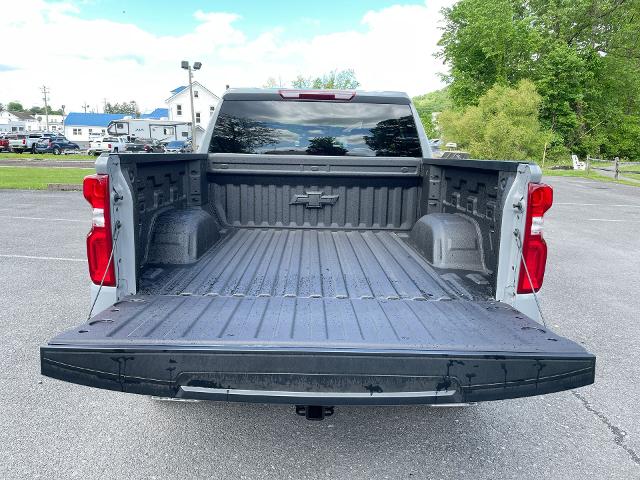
<box><xmin>34</xmin><ymin>114</ymin><xmax>65</xmax><ymax>132</ymax></box>
<box><xmin>63</xmin><ymin>112</ymin><xmax>125</xmax><ymax>144</ymax></box>
<box><xmin>0</xmin><ymin>111</ymin><xmax>39</xmax><ymax>132</ymax></box>
<box><xmin>165</xmin><ymin>82</ymin><xmax>220</xmax><ymax>147</ymax></box>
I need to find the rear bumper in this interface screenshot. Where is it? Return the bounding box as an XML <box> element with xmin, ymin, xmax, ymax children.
<box><xmin>41</xmin><ymin>345</ymin><xmax>595</xmax><ymax>405</ymax></box>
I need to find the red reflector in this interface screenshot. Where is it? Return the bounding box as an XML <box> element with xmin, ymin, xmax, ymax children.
<box><xmin>517</xmin><ymin>183</ymin><xmax>553</xmax><ymax>294</ymax></box>
<box><xmin>278</xmin><ymin>89</ymin><xmax>356</xmax><ymax>101</ymax></box>
<box><xmin>83</xmin><ymin>174</ymin><xmax>115</xmax><ymax>286</ymax></box>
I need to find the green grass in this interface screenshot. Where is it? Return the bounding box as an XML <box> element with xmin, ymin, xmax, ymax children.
<box><xmin>542</xmin><ymin>167</ymin><xmax>640</xmax><ymax>187</ymax></box>
<box><xmin>0</xmin><ymin>152</ymin><xmax>94</xmax><ymax>160</ymax></box>
<box><xmin>0</xmin><ymin>166</ymin><xmax>93</xmax><ymax>189</ymax></box>
<box><xmin>579</xmin><ymin>160</ymin><xmax>640</xmax><ymax>174</ymax></box>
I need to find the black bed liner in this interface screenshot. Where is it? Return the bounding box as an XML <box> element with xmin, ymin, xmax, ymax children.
<box><xmin>138</xmin><ymin>229</ymin><xmax>477</xmax><ymax>300</ymax></box>
<box><xmin>42</xmin><ymin>228</ymin><xmax>595</xmax><ymax>404</ymax></box>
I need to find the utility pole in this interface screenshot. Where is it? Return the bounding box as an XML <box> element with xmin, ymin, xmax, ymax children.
<box><xmin>41</xmin><ymin>85</ymin><xmax>50</xmax><ymax>131</ymax></box>
<box><xmin>82</xmin><ymin>103</ymin><xmax>90</xmax><ymax>113</ymax></box>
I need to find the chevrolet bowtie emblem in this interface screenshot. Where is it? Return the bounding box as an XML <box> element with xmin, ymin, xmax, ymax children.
<box><xmin>290</xmin><ymin>191</ymin><xmax>339</xmax><ymax>209</ymax></box>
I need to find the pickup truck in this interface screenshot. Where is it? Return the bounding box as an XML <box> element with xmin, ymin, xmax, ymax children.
<box><xmin>41</xmin><ymin>89</ymin><xmax>595</xmax><ymax>420</ymax></box>
<box><xmin>8</xmin><ymin>132</ymin><xmax>43</xmax><ymax>153</ymax></box>
<box><xmin>87</xmin><ymin>136</ymin><xmax>128</xmax><ymax>155</ymax></box>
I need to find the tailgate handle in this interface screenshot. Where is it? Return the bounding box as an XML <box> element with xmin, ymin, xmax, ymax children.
<box><xmin>179</xmin><ymin>386</ymin><xmax>456</xmax><ymax>400</ymax></box>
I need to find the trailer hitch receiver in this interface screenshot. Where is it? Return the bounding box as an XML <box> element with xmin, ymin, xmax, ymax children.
<box><xmin>296</xmin><ymin>405</ymin><xmax>334</xmax><ymax>421</ymax></box>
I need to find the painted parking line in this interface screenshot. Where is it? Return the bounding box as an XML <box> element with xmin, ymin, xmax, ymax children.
<box><xmin>0</xmin><ymin>215</ymin><xmax>85</xmax><ymax>223</ymax></box>
<box><xmin>586</xmin><ymin>218</ymin><xmax>640</xmax><ymax>222</ymax></box>
<box><xmin>0</xmin><ymin>254</ymin><xmax>85</xmax><ymax>262</ymax></box>
<box><xmin>555</xmin><ymin>203</ymin><xmax>640</xmax><ymax>208</ymax></box>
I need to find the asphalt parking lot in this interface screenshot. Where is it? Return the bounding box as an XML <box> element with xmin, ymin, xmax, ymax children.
<box><xmin>0</xmin><ymin>176</ymin><xmax>638</xmax><ymax>479</ymax></box>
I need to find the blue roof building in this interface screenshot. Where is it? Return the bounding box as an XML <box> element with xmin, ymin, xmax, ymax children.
<box><xmin>64</xmin><ymin>112</ymin><xmax>125</xmax><ymax>127</ymax></box>
<box><xmin>170</xmin><ymin>86</ymin><xmax>187</xmax><ymax>95</ymax></box>
<box><xmin>63</xmin><ymin>112</ymin><xmax>126</xmax><ymax>142</ymax></box>
<box><xmin>140</xmin><ymin>108</ymin><xmax>169</xmax><ymax>119</ymax></box>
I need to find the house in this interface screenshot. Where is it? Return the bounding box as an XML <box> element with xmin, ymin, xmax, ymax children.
<box><xmin>0</xmin><ymin>110</ymin><xmax>22</xmax><ymax>133</ymax></box>
<box><xmin>165</xmin><ymin>82</ymin><xmax>220</xmax><ymax>146</ymax></box>
<box><xmin>63</xmin><ymin>112</ymin><xmax>125</xmax><ymax>143</ymax></box>
<box><xmin>34</xmin><ymin>114</ymin><xmax>65</xmax><ymax>132</ymax></box>
<box><xmin>0</xmin><ymin>111</ymin><xmax>39</xmax><ymax>132</ymax></box>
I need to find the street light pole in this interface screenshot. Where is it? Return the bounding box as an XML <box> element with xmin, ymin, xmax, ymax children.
<box><xmin>182</xmin><ymin>60</ymin><xmax>202</xmax><ymax>150</ymax></box>
<box><xmin>187</xmin><ymin>66</ymin><xmax>197</xmax><ymax>148</ymax></box>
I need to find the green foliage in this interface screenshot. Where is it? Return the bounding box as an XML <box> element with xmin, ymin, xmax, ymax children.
<box><xmin>263</xmin><ymin>77</ymin><xmax>285</xmax><ymax>88</ymax></box>
<box><xmin>438</xmin><ymin>80</ymin><xmax>552</xmax><ymax>161</ymax></box>
<box><xmin>27</xmin><ymin>105</ymin><xmax>64</xmax><ymax>115</ymax></box>
<box><xmin>7</xmin><ymin>101</ymin><xmax>24</xmax><ymax>112</ymax></box>
<box><xmin>306</xmin><ymin>137</ymin><xmax>348</xmax><ymax>156</ymax></box>
<box><xmin>291</xmin><ymin>69</ymin><xmax>360</xmax><ymax>89</ymax></box>
<box><xmin>104</xmin><ymin>101</ymin><xmax>139</xmax><ymax>116</ymax></box>
<box><xmin>412</xmin><ymin>88</ymin><xmax>452</xmax><ymax>138</ymax></box>
<box><xmin>438</xmin><ymin>0</ymin><xmax>640</xmax><ymax>161</ymax></box>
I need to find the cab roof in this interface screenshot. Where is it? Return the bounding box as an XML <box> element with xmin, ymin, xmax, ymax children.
<box><xmin>221</xmin><ymin>88</ymin><xmax>412</xmax><ymax>105</ymax></box>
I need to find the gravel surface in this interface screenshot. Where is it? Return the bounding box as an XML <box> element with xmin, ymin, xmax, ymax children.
<box><xmin>0</xmin><ymin>177</ymin><xmax>638</xmax><ymax>479</ymax></box>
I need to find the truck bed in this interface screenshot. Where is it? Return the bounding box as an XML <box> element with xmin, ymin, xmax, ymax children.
<box><xmin>50</xmin><ymin>228</ymin><xmax>577</xmax><ymax>353</ymax></box>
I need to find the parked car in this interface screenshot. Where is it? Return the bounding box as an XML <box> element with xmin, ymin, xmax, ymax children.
<box><xmin>42</xmin><ymin>88</ymin><xmax>595</xmax><ymax>420</ymax></box>
<box><xmin>163</xmin><ymin>140</ymin><xmax>192</xmax><ymax>153</ymax></box>
<box><xmin>8</xmin><ymin>133</ymin><xmax>30</xmax><ymax>153</ymax></box>
<box><xmin>87</xmin><ymin>136</ymin><xmax>128</xmax><ymax>155</ymax></box>
<box><xmin>7</xmin><ymin>132</ymin><xmax>59</xmax><ymax>153</ymax></box>
<box><xmin>142</xmin><ymin>138</ymin><xmax>166</xmax><ymax>153</ymax></box>
<box><xmin>34</xmin><ymin>136</ymin><xmax>80</xmax><ymax>155</ymax></box>
<box><xmin>0</xmin><ymin>134</ymin><xmax>10</xmax><ymax>152</ymax></box>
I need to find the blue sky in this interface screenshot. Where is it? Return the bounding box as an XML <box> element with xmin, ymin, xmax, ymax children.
<box><xmin>72</xmin><ymin>0</ymin><xmax>419</xmax><ymax>37</ymax></box>
<box><xmin>1</xmin><ymin>0</ymin><xmax>453</xmax><ymax>111</ymax></box>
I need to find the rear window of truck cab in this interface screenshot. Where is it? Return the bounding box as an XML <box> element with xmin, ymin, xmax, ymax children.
<box><xmin>208</xmin><ymin>100</ymin><xmax>422</xmax><ymax>157</ymax></box>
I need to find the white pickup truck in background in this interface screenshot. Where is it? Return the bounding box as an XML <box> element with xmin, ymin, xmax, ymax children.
<box><xmin>8</xmin><ymin>132</ymin><xmax>56</xmax><ymax>153</ymax></box>
<box><xmin>87</xmin><ymin>137</ymin><xmax>128</xmax><ymax>155</ymax></box>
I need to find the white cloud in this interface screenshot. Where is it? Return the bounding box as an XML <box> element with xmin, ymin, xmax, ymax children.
<box><xmin>0</xmin><ymin>0</ymin><xmax>454</xmax><ymax>112</ymax></box>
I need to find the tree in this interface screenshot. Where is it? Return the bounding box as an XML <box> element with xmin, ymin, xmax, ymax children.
<box><xmin>104</xmin><ymin>101</ymin><xmax>140</xmax><ymax>116</ymax></box>
<box><xmin>364</xmin><ymin>116</ymin><xmax>423</xmax><ymax>157</ymax></box>
<box><xmin>25</xmin><ymin>105</ymin><xmax>64</xmax><ymax>116</ymax></box>
<box><xmin>0</xmin><ymin>103</ymin><xmax>4</xmax><ymax>114</ymax></box>
<box><xmin>291</xmin><ymin>69</ymin><xmax>360</xmax><ymax>89</ymax></box>
<box><xmin>306</xmin><ymin>137</ymin><xmax>348</xmax><ymax>156</ymax></box>
<box><xmin>437</xmin><ymin>0</ymin><xmax>640</xmax><ymax>160</ymax></box>
<box><xmin>438</xmin><ymin>80</ymin><xmax>552</xmax><ymax>161</ymax></box>
<box><xmin>7</xmin><ymin>101</ymin><xmax>24</xmax><ymax>112</ymax></box>
<box><xmin>413</xmin><ymin>88</ymin><xmax>452</xmax><ymax>138</ymax></box>
<box><xmin>263</xmin><ymin>76</ymin><xmax>285</xmax><ymax>88</ymax></box>
<box><xmin>208</xmin><ymin>114</ymin><xmax>278</xmax><ymax>153</ymax></box>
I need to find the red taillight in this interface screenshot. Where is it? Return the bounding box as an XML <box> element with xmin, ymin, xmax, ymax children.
<box><xmin>107</xmin><ymin>143</ymin><xmax>112</xmax><ymax>149</ymax></box>
<box><xmin>83</xmin><ymin>174</ymin><xmax>115</xmax><ymax>286</ymax></box>
<box><xmin>22</xmin><ymin>139</ymin><xmax>26</xmax><ymax>145</ymax></box>
<box><xmin>278</xmin><ymin>89</ymin><xmax>356</xmax><ymax>101</ymax></box>
<box><xmin>517</xmin><ymin>183</ymin><xmax>553</xmax><ymax>294</ymax></box>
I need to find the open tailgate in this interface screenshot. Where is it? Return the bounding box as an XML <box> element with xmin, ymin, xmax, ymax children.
<box><xmin>41</xmin><ymin>293</ymin><xmax>594</xmax><ymax>405</ymax></box>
